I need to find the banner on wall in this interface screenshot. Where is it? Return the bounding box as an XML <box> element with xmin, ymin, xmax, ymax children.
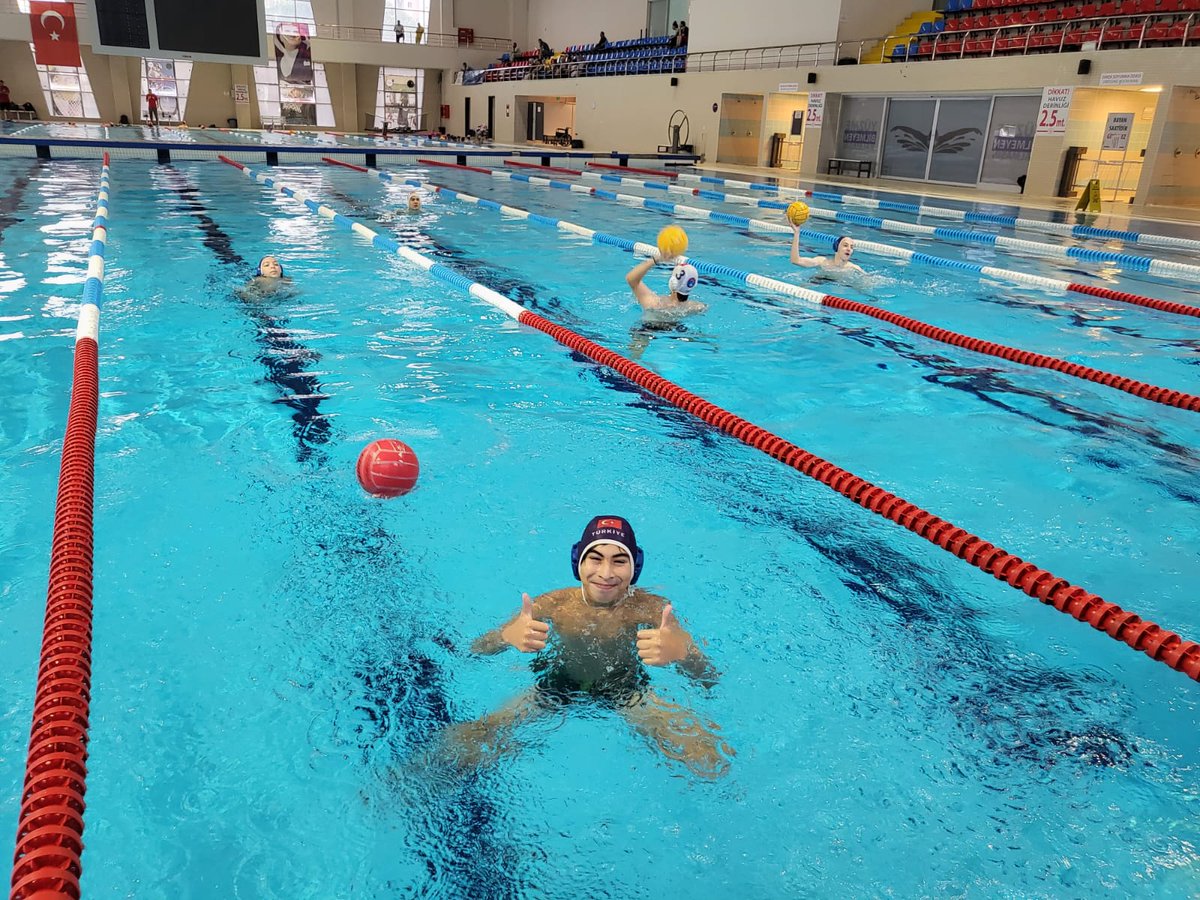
<box><xmin>805</xmin><ymin>92</ymin><xmax>825</xmax><ymax>129</ymax></box>
<box><xmin>1035</xmin><ymin>86</ymin><xmax>1072</xmax><ymax>135</ymax></box>
<box><xmin>30</xmin><ymin>1</ymin><xmax>82</xmax><ymax>68</ymax></box>
<box><xmin>273</xmin><ymin>22</ymin><xmax>313</xmax><ymax>85</ymax></box>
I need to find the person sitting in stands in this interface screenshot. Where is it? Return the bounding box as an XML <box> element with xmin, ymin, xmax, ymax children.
<box><xmin>538</xmin><ymin>38</ymin><xmax>552</xmax><ymax>61</ymax></box>
<box><xmin>595</xmin><ymin>31</ymin><xmax>609</xmax><ymax>51</ymax></box>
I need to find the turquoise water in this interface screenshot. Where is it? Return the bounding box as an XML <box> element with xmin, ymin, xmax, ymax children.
<box><xmin>1</xmin><ymin>156</ymin><xmax>1199</xmax><ymax>898</ymax></box>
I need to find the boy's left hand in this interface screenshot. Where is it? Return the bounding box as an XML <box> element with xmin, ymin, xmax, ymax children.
<box><xmin>636</xmin><ymin>604</ymin><xmax>690</xmax><ymax>666</ymax></box>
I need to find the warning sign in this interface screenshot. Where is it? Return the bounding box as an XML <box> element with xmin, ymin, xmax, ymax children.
<box><xmin>1102</xmin><ymin>112</ymin><xmax>1135</xmax><ymax>151</ymax></box>
<box><xmin>1075</xmin><ymin>179</ymin><xmax>1102</xmax><ymax>212</ymax></box>
<box><xmin>1036</xmin><ymin>86</ymin><xmax>1073</xmax><ymax>135</ymax></box>
<box><xmin>805</xmin><ymin>92</ymin><xmax>825</xmax><ymax>129</ymax></box>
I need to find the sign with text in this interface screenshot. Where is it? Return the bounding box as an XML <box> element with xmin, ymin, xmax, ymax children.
<box><xmin>1035</xmin><ymin>86</ymin><xmax>1073</xmax><ymax>135</ymax></box>
<box><xmin>1102</xmin><ymin>112</ymin><xmax>1135</xmax><ymax>151</ymax></box>
<box><xmin>231</xmin><ymin>83</ymin><xmax>249</xmax><ymax>103</ymax></box>
<box><xmin>1099</xmin><ymin>71</ymin><xmax>1143</xmax><ymax>86</ymax></box>
<box><xmin>805</xmin><ymin>91</ymin><xmax>825</xmax><ymax>129</ymax></box>
<box><xmin>778</xmin><ymin>82</ymin><xmax>800</xmax><ymax>93</ymax></box>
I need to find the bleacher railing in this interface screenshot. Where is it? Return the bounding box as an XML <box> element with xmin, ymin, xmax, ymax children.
<box><xmin>312</xmin><ymin>23</ymin><xmax>511</xmax><ymax>50</ymax></box>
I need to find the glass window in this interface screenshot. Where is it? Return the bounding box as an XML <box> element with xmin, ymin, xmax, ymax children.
<box><xmin>980</xmin><ymin>95</ymin><xmax>1040</xmax><ymax>187</ymax></box>
<box><xmin>30</xmin><ymin>53</ymin><xmax>100</xmax><ymax>120</ymax></box>
<box><xmin>140</xmin><ymin>58</ymin><xmax>192</xmax><ymax>123</ymax></box>
<box><xmin>835</xmin><ymin>97</ymin><xmax>885</xmax><ymax>164</ymax></box>
<box><xmin>880</xmin><ymin>99</ymin><xmax>937</xmax><ymax>179</ymax></box>
<box><xmin>382</xmin><ymin>0</ymin><xmax>432</xmax><ymax>43</ymax></box>
<box><xmin>258</xmin><ymin>0</ymin><xmax>334</xmax><ymax>126</ymax></box>
<box><xmin>376</xmin><ymin>68</ymin><xmax>424</xmax><ymax>131</ymax></box>
<box><xmin>926</xmin><ymin>98</ymin><xmax>992</xmax><ymax>184</ymax></box>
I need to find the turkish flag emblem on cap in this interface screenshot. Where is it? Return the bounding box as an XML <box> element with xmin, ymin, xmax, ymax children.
<box><xmin>596</xmin><ymin>518</ymin><xmax>625</xmax><ymax>529</ymax></box>
<box><xmin>30</xmin><ymin>1</ymin><xmax>82</xmax><ymax>68</ymax></box>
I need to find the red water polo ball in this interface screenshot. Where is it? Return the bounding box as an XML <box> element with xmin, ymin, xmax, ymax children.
<box><xmin>356</xmin><ymin>438</ymin><xmax>420</xmax><ymax>497</ymax></box>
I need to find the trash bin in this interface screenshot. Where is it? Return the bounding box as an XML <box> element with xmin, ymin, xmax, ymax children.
<box><xmin>769</xmin><ymin>132</ymin><xmax>785</xmax><ymax>168</ymax></box>
<box><xmin>227</xmin><ymin>117</ymin><xmax>237</xmax><ymax>128</ymax></box>
<box><xmin>1057</xmin><ymin>146</ymin><xmax>1087</xmax><ymax>198</ymax></box>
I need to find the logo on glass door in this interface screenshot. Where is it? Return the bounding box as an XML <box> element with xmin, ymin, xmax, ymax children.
<box><xmin>888</xmin><ymin>126</ymin><xmax>982</xmax><ymax>154</ymax></box>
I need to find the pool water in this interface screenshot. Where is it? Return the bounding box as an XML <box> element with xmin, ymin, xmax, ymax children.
<box><xmin>1</xmin><ymin>156</ymin><xmax>1198</xmax><ymax>898</ymax></box>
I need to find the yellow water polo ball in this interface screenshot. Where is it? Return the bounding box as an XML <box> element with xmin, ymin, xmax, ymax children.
<box><xmin>786</xmin><ymin>201</ymin><xmax>810</xmax><ymax>226</ymax></box>
<box><xmin>657</xmin><ymin>225</ymin><xmax>688</xmax><ymax>258</ymax></box>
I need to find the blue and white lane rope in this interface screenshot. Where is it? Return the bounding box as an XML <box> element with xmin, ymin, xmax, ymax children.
<box><xmin>78</xmin><ymin>154</ymin><xmax>111</xmax><ymax>343</ymax></box>
<box><xmin>577</xmin><ymin>170</ymin><xmax>1200</xmax><ymax>281</ymax></box>
<box><xmin>675</xmin><ymin>171</ymin><xmax>1200</xmax><ymax>254</ymax></box>
<box><xmin>423</xmin><ymin>163</ymin><xmax>1200</xmax><ymax>306</ymax></box>
<box><xmin>319</xmin><ymin>159</ymin><xmax>1200</xmax><ymax>411</ymax></box>
<box><xmin>219</xmin><ymin>156</ymin><xmax>525</xmax><ymax>320</ymax></box>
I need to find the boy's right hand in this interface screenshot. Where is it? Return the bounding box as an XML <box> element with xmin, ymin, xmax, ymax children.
<box><xmin>501</xmin><ymin>593</ymin><xmax>549</xmax><ymax>652</ymax></box>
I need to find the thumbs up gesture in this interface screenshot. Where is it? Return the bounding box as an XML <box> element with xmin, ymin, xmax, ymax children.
<box><xmin>501</xmin><ymin>593</ymin><xmax>550</xmax><ymax>653</ymax></box>
<box><xmin>636</xmin><ymin>604</ymin><xmax>690</xmax><ymax>667</ymax></box>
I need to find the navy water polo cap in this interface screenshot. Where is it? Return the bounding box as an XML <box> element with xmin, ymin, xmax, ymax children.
<box><xmin>257</xmin><ymin>255</ymin><xmax>285</xmax><ymax>276</ymax></box>
<box><xmin>832</xmin><ymin>236</ymin><xmax>848</xmax><ymax>253</ymax></box>
<box><xmin>570</xmin><ymin>515</ymin><xmax>644</xmax><ymax>583</ymax></box>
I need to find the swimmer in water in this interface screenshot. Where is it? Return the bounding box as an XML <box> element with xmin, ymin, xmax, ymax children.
<box><xmin>237</xmin><ymin>255</ymin><xmax>294</xmax><ymax>300</ymax></box>
<box><xmin>625</xmin><ymin>256</ymin><xmax>707</xmax><ymax>327</ymax></box>
<box><xmin>789</xmin><ymin>223</ymin><xmax>866</xmax><ymax>275</ymax></box>
<box><xmin>405</xmin><ymin>193</ymin><xmax>422</xmax><ymax>212</ymax></box>
<box><xmin>443</xmin><ymin>516</ymin><xmax>732</xmax><ymax>779</ymax></box>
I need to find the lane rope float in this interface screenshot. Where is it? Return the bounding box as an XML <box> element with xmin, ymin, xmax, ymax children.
<box><xmin>9</xmin><ymin>153</ymin><xmax>109</xmax><ymax>900</ymax></box>
<box><xmin>437</xmin><ymin>161</ymin><xmax>1200</xmax><ymax>321</ymax></box>
<box><xmin>324</xmin><ymin>159</ymin><xmax>1200</xmax><ymax>414</ymax></box>
<box><xmin>677</xmin><ymin>171</ymin><xmax>1200</xmax><ymax>254</ymax></box>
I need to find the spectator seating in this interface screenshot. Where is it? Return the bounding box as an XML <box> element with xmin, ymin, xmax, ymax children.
<box><xmin>891</xmin><ymin>0</ymin><xmax>1200</xmax><ymax>60</ymax></box>
<box><xmin>479</xmin><ymin>34</ymin><xmax>686</xmax><ymax>82</ymax></box>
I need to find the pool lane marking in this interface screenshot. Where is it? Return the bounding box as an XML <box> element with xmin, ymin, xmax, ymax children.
<box><xmin>422</xmin><ymin>162</ymin><xmax>1200</xmax><ymax>321</ymax></box>
<box><xmin>10</xmin><ymin>151</ymin><xmax>109</xmax><ymax>900</ymax></box>
<box><xmin>676</xmin><ymin>172</ymin><xmax>1200</xmax><ymax>254</ymax></box>
<box><xmin>223</xmin><ymin>154</ymin><xmax>1200</xmax><ymax>683</ymax></box>
<box><xmin>577</xmin><ymin>171</ymin><xmax>1200</xmax><ymax>283</ymax></box>
<box><xmin>322</xmin><ymin>159</ymin><xmax>1200</xmax><ymax>415</ymax></box>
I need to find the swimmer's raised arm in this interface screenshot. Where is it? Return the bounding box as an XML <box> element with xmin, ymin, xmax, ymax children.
<box><xmin>471</xmin><ymin>591</ymin><xmax>551</xmax><ymax>654</ymax></box>
<box><xmin>626</xmin><ymin>257</ymin><xmax>661</xmax><ymax>309</ymax></box>
<box><xmin>790</xmin><ymin>222</ymin><xmax>825</xmax><ymax>268</ymax></box>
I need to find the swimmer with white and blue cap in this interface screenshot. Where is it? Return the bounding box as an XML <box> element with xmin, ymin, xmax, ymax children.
<box><xmin>625</xmin><ymin>254</ymin><xmax>708</xmax><ymax>322</ymax></box>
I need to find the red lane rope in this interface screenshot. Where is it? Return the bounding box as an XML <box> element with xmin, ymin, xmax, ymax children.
<box><xmin>1067</xmin><ymin>282</ymin><xmax>1200</xmax><ymax>319</ymax></box>
<box><xmin>516</xmin><ymin>308</ymin><xmax>1200</xmax><ymax>682</ymax></box>
<box><xmin>322</xmin><ymin>156</ymin><xmax>369</xmax><ymax>173</ymax></box>
<box><xmin>820</xmin><ymin>295</ymin><xmax>1200</xmax><ymax>412</ymax></box>
<box><xmin>585</xmin><ymin>161</ymin><xmax>677</xmax><ymax>178</ymax></box>
<box><xmin>504</xmin><ymin>160</ymin><xmax>581</xmax><ymax>176</ymax></box>
<box><xmin>416</xmin><ymin>158</ymin><xmax>493</xmax><ymax>174</ymax></box>
<box><xmin>10</xmin><ymin>337</ymin><xmax>98</xmax><ymax>900</ymax></box>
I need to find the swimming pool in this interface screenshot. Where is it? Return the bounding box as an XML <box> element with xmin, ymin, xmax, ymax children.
<box><xmin>2</xmin><ymin>154</ymin><xmax>1198</xmax><ymax>897</ymax></box>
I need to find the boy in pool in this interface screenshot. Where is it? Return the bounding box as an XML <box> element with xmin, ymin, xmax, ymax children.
<box><xmin>789</xmin><ymin>223</ymin><xmax>866</xmax><ymax>274</ymax></box>
<box><xmin>237</xmin><ymin>255</ymin><xmax>294</xmax><ymax>300</ymax></box>
<box><xmin>625</xmin><ymin>256</ymin><xmax>707</xmax><ymax>328</ymax></box>
<box><xmin>405</xmin><ymin>193</ymin><xmax>422</xmax><ymax>212</ymax></box>
<box><xmin>446</xmin><ymin>516</ymin><xmax>732</xmax><ymax>778</ymax></box>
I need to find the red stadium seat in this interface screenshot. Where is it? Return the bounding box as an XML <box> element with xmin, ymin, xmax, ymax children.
<box><xmin>1044</xmin><ymin>7</ymin><xmax>1062</xmax><ymax>21</ymax></box>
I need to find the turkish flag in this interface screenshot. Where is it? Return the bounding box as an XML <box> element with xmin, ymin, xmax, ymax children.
<box><xmin>30</xmin><ymin>1</ymin><xmax>82</xmax><ymax>68</ymax></box>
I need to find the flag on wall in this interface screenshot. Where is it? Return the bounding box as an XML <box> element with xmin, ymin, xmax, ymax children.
<box><xmin>30</xmin><ymin>1</ymin><xmax>82</xmax><ymax>68</ymax></box>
